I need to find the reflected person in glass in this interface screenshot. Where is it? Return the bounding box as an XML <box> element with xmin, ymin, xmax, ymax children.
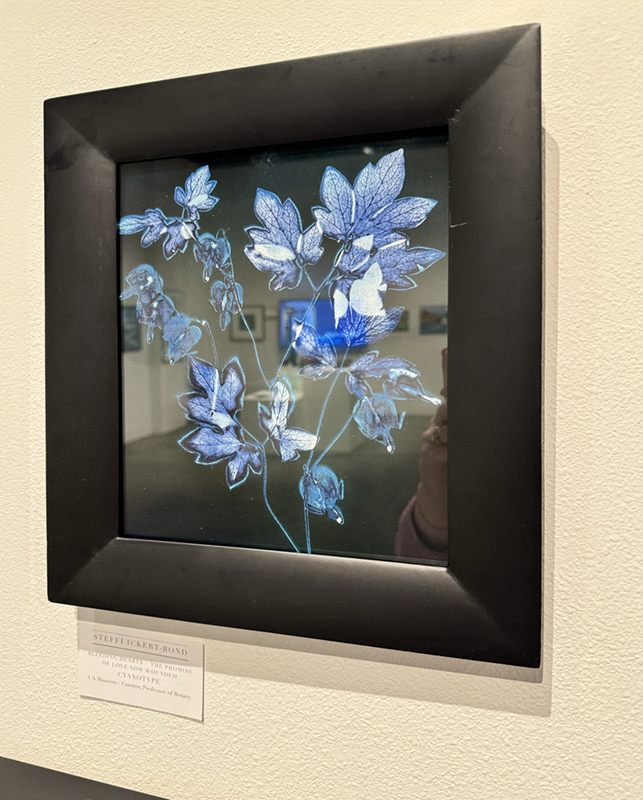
<box><xmin>395</xmin><ymin>347</ymin><xmax>447</xmax><ymax>561</ymax></box>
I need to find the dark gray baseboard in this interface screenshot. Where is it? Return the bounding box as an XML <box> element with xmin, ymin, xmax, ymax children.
<box><xmin>0</xmin><ymin>757</ymin><xmax>169</xmax><ymax>800</ymax></box>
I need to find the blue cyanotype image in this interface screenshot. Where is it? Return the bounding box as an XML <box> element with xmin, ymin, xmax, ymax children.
<box><xmin>119</xmin><ymin>139</ymin><xmax>448</xmax><ymax>559</ymax></box>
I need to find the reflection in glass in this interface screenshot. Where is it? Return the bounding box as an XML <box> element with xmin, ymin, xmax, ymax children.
<box><xmin>119</xmin><ymin>134</ymin><xmax>448</xmax><ymax>564</ymax></box>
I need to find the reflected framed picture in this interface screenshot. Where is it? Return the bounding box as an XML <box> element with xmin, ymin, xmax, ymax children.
<box><xmin>230</xmin><ymin>305</ymin><xmax>265</xmax><ymax>342</ymax></box>
<box><xmin>45</xmin><ymin>24</ymin><xmax>542</xmax><ymax>666</ymax></box>
<box><xmin>419</xmin><ymin>305</ymin><xmax>448</xmax><ymax>335</ymax></box>
<box><xmin>393</xmin><ymin>308</ymin><xmax>410</xmax><ymax>333</ymax></box>
<box><xmin>120</xmin><ymin>306</ymin><xmax>142</xmax><ymax>352</ymax></box>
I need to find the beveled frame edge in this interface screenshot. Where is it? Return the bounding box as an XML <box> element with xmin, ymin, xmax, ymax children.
<box><xmin>45</xmin><ymin>24</ymin><xmax>542</xmax><ymax>667</ymax></box>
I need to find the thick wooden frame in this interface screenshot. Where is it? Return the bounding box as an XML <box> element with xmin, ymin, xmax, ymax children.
<box><xmin>45</xmin><ymin>24</ymin><xmax>542</xmax><ymax>667</ymax></box>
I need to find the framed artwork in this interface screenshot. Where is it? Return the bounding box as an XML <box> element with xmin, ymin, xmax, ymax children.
<box><xmin>419</xmin><ymin>305</ymin><xmax>448</xmax><ymax>335</ymax></box>
<box><xmin>229</xmin><ymin>305</ymin><xmax>265</xmax><ymax>342</ymax></box>
<box><xmin>393</xmin><ymin>309</ymin><xmax>410</xmax><ymax>333</ymax></box>
<box><xmin>45</xmin><ymin>24</ymin><xmax>542</xmax><ymax>666</ymax></box>
<box><xmin>120</xmin><ymin>306</ymin><xmax>142</xmax><ymax>352</ymax></box>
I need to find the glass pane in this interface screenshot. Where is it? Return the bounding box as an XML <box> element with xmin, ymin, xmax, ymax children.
<box><xmin>119</xmin><ymin>133</ymin><xmax>448</xmax><ymax>564</ymax></box>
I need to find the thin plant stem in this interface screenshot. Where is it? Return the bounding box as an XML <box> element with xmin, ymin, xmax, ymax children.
<box><xmin>239</xmin><ymin>423</ymin><xmax>262</xmax><ymax>448</ymax></box>
<box><xmin>273</xmin><ymin>268</ymin><xmax>338</xmax><ymax>384</ymax></box>
<box><xmin>238</xmin><ymin>306</ymin><xmax>270</xmax><ymax>387</ymax></box>
<box><xmin>228</xmin><ymin>263</ymin><xmax>270</xmax><ymax>388</ymax></box>
<box><xmin>262</xmin><ymin>450</ymin><xmax>299</xmax><ymax>553</ymax></box>
<box><xmin>304</xmin><ymin>506</ymin><xmax>311</xmax><ymax>555</ymax></box>
<box><xmin>304</xmin><ymin>271</ymin><xmax>318</xmax><ymax>292</ymax></box>
<box><xmin>313</xmin><ymin>409</ymin><xmax>356</xmax><ymax>468</ymax></box>
<box><xmin>302</xmin><ymin>350</ymin><xmax>350</xmax><ymax>554</ymax></box>
<box><xmin>199</xmin><ymin>319</ymin><xmax>219</xmax><ymax>371</ymax></box>
<box><xmin>274</xmin><ymin>288</ymin><xmax>322</xmax><ymax>381</ymax></box>
<box><xmin>307</xmin><ymin>350</ymin><xmax>349</xmax><ymax>467</ymax></box>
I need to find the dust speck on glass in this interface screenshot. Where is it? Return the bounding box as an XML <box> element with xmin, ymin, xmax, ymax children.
<box><xmin>119</xmin><ymin>134</ymin><xmax>448</xmax><ymax>562</ymax></box>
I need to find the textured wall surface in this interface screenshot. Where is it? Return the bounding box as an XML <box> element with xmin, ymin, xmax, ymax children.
<box><xmin>1</xmin><ymin>1</ymin><xmax>642</xmax><ymax>799</ymax></box>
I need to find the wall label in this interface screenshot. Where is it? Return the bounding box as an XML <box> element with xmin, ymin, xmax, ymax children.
<box><xmin>78</xmin><ymin>621</ymin><xmax>204</xmax><ymax>720</ymax></box>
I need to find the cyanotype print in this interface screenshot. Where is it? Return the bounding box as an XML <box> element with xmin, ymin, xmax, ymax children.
<box><xmin>119</xmin><ymin>137</ymin><xmax>448</xmax><ymax>561</ymax></box>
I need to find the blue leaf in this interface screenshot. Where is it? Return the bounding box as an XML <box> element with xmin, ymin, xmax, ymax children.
<box><xmin>333</xmin><ymin>234</ymin><xmax>375</xmax><ymax>276</ymax></box>
<box><xmin>313</xmin><ymin>149</ymin><xmax>438</xmax><ymax>247</ymax></box>
<box><xmin>335</xmin><ymin>304</ymin><xmax>403</xmax><ymax>347</ymax></box>
<box><xmin>353</xmin><ymin>149</ymin><xmax>405</xmax><ymax>224</ymax></box>
<box><xmin>315</xmin><ymin>167</ymin><xmax>355</xmax><ymax>241</ymax></box>
<box><xmin>163</xmin><ymin>218</ymin><xmax>198</xmax><ymax>259</ymax></box>
<box><xmin>178</xmin><ymin>357</ymin><xmax>237</xmax><ymax>430</ymax></box>
<box><xmin>139</xmin><ymin>210</ymin><xmax>168</xmax><ymax>247</ymax></box>
<box><xmin>331</xmin><ymin>262</ymin><xmax>402</xmax><ymax>346</ymax></box>
<box><xmin>194</xmin><ymin>232</ymin><xmax>232</xmax><ymax>281</ymax></box>
<box><xmin>292</xmin><ymin>320</ymin><xmax>337</xmax><ymax>380</ymax></box>
<box><xmin>375</xmin><ymin>239</ymin><xmax>444</xmax><ymax>290</ymax></box>
<box><xmin>119</xmin><ymin>209</ymin><xmax>167</xmax><ymax>247</ymax></box>
<box><xmin>273</xmin><ymin>428</ymin><xmax>319</xmax><ymax>462</ymax></box>
<box><xmin>179</xmin><ymin>425</ymin><xmax>243</xmax><ymax>465</ymax></box>
<box><xmin>300</xmin><ymin>466</ymin><xmax>344</xmax><ymax>524</ymax></box>
<box><xmin>366</xmin><ymin>197</ymin><xmax>437</xmax><ymax>241</ymax></box>
<box><xmin>174</xmin><ymin>166</ymin><xmax>219</xmax><ymax>221</ymax></box>
<box><xmin>354</xmin><ymin>394</ymin><xmax>405</xmax><ymax>453</ymax></box>
<box><xmin>347</xmin><ymin>351</ymin><xmax>378</xmax><ymax>372</ymax></box>
<box><xmin>335</xmin><ymin>263</ymin><xmax>387</xmax><ymax>319</ymax></box>
<box><xmin>181</xmin><ymin>358</ymin><xmax>223</xmax><ymax>422</ymax></box>
<box><xmin>300</xmin><ymin>223</ymin><xmax>325</xmax><ymax>264</ymax></box>
<box><xmin>245</xmin><ymin>189</ymin><xmax>323</xmax><ymax>291</ymax></box>
<box><xmin>181</xmin><ymin>356</ymin><xmax>247</xmax><ymax>425</ymax></box>
<box><xmin>336</xmin><ymin>237</ymin><xmax>445</xmax><ymax>290</ymax></box>
<box><xmin>216</xmin><ymin>358</ymin><xmax>247</xmax><ymax>419</ymax></box>
<box><xmin>258</xmin><ymin>379</ymin><xmax>318</xmax><ymax>461</ymax></box>
<box><xmin>225</xmin><ymin>445</ymin><xmax>263</xmax><ymax>488</ymax></box>
<box><xmin>162</xmin><ymin>314</ymin><xmax>202</xmax><ymax>364</ymax></box>
<box><xmin>179</xmin><ymin>424</ymin><xmax>263</xmax><ymax>486</ymax></box>
<box><xmin>178</xmin><ymin>359</ymin><xmax>262</xmax><ymax>488</ymax></box>
<box><xmin>118</xmin><ymin>216</ymin><xmax>148</xmax><ymax>235</ymax></box>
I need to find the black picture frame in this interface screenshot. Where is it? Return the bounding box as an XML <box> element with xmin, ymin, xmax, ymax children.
<box><xmin>45</xmin><ymin>24</ymin><xmax>542</xmax><ymax>667</ymax></box>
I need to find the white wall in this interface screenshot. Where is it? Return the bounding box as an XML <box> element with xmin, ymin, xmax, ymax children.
<box><xmin>1</xmin><ymin>2</ymin><xmax>642</xmax><ymax>799</ymax></box>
